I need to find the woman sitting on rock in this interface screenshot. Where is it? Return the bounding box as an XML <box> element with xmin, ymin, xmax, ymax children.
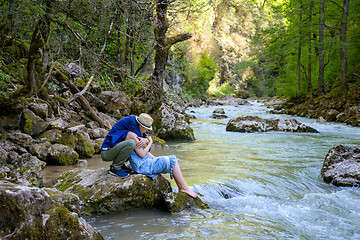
<box><xmin>127</xmin><ymin>130</ymin><xmax>198</xmax><ymax>199</ymax></box>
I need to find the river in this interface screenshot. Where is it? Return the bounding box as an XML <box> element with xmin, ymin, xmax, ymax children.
<box><xmin>74</xmin><ymin>101</ymin><xmax>359</xmax><ymax>239</ymax></box>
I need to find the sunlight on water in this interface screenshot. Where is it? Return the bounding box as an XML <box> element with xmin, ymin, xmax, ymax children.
<box><xmin>88</xmin><ymin>101</ymin><xmax>360</xmax><ymax>240</ymax></box>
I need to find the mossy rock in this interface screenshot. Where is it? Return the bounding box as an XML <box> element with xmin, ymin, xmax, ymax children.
<box><xmin>20</xmin><ymin>109</ymin><xmax>49</xmax><ymax>137</ymax></box>
<box><xmin>59</xmin><ymin>132</ymin><xmax>76</xmax><ymax>148</ymax></box>
<box><xmin>49</xmin><ymin>169</ymin><xmax>208</xmax><ymax>215</ymax></box>
<box><xmin>40</xmin><ymin>129</ymin><xmax>63</xmax><ymax>143</ymax></box>
<box><xmin>48</xmin><ymin>144</ymin><xmax>79</xmax><ymax>166</ymax></box>
<box><xmin>164</xmin><ymin>192</ymin><xmax>209</xmax><ymax>212</ymax></box>
<box><xmin>0</xmin><ymin>181</ymin><xmax>103</xmax><ymax>239</ymax></box>
<box><xmin>74</xmin><ymin>131</ymin><xmax>95</xmax><ymax>158</ymax></box>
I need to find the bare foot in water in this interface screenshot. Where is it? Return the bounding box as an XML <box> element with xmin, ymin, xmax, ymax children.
<box><xmin>180</xmin><ymin>187</ymin><xmax>198</xmax><ymax>198</ymax></box>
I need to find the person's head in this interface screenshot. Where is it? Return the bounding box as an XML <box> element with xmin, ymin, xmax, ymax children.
<box><xmin>136</xmin><ymin>113</ymin><xmax>153</xmax><ymax>133</ymax></box>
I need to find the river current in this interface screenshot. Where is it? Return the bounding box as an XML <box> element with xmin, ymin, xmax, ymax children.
<box><xmin>82</xmin><ymin>101</ymin><xmax>360</xmax><ymax>239</ymax></box>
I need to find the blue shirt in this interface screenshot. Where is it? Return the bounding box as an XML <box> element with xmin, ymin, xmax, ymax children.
<box><xmin>101</xmin><ymin>115</ymin><xmax>146</xmax><ymax>149</ymax></box>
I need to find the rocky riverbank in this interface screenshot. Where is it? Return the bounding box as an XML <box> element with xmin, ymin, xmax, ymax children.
<box><xmin>0</xmin><ymin>62</ymin><xmax>207</xmax><ymax>239</ymax></box>
<box><xmin>264</xmin><ymin>96</ymin><xmax>360</xmax><ymax>127</ymax></box>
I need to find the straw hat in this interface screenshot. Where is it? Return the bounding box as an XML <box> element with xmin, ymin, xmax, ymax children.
<box><xmin>136</xmin><ymin>113</ymin><xmax>153</xmax><ymax>130</ymax></box>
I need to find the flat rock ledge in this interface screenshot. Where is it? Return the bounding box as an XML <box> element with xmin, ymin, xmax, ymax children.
<box><xmin>48</xmin><ymin>168</ymin><xmax>208</xmax><ymax>215</ymax></box>
<box><xmin>321</xmin><ymin>145</ymin><xmax>360</xmax><ymax>187</ymax></box>
<box><xmin>226</xmin><ymin>116</ymin><xmax>318</xmax><ymax>133</ymax></box>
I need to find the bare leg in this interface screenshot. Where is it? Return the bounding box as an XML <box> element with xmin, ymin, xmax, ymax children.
<box><xmin>172</xmin><ymin>161</ymin><xmax>198</xmax><ymax>198</ymax></box>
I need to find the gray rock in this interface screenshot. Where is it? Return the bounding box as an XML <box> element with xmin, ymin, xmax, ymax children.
<box><xmin>20</xmin><ymin>109</ymin><xmax>49</xmax><ymax>136</ymax></box>
<box><xmin>93</xmin><ymin>138</ymin><xmax>104</xmax><ymax>154</ymax></box>
<box><xmin>0</xmin><ymin>140</ymin><xmax>45</xmax><ymax>187</ymax></box>
<box><xmin>49</xmin><ymin>168</ymin><xmax>207</xmax><ymax>214</ymax></box>
<box><xmin>226</xmin><ymin>116</ymin><xmax>318</xmax><ymax>133</ymax></box>
<box><xmin>0</xmin><ymin>181</ymin><xmax>103</xmax><ymax>239</ymax></box>
<box><xmin>158</xmin><ymin>103</ymin><xmax>195</xmax><ymax>140</ymax></box>
<box><xmin>87</xmin><ymin>128</ymin><xmax>108</xmax><ymax>139</ymax></box>
<box><xmin>48</xmin><ymin>144</ymin><xmax>79</xmax><ymax>165</ymax></box>
<box><xmin>48</xmin><ymin>118</ymin><xmax>70</xmax><ymax>130</ymax></box>
<box><xmin>29</xmin><ymin>141</ymin><xmax>52</xmax><ymax>161</ymax></box>
<box><xmin>317</xmin><ymin>117</ymin><xmax>327</xmax><ymax>122</ymax></box>
<box><xmin>212</xmin><ymin>108</ymin><xmax>227</xmax><ymax>119</ymax></box>
<box><xmin>74</xmin><ymin>130</ymin><xmax>95</xmax><ymax>158</ymax></box>
<box><xmin>28</xmin><ymin>102</ymin><xmax>49</xmax><ymax>119</ymax></box>
<box><xmin>6</xmin><ymin>131</ymin><xmax>33</xmax><ymax>147</ymax></box>
<box><xmin>321</xmin><ymin>145</ymin><xmax>360</xmax><ymax>187</ymax></box>
<box><xmin>40</xmin><ymin>129</ymin><xmax>62</xmax><ymax>143</ymax></box>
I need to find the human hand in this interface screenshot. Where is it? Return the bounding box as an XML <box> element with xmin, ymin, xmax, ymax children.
<box><xmin>136</xmin><ymin>137</ymin><xmax>147</xmax><ymax>148</ymax></box>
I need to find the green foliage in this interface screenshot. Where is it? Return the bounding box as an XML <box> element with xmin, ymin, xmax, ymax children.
<box><xmin>0</xmin><ymin>59</ymin><xmax>11</xmax><ymax>91</ymax></box>
<box><xmin>207</xmin><ymin>80</ymin><xmax>234</xmax><ymax>98</ymax></box>
<box><xmin>183</xmin><ymin>52</ymin><xmax>220</xmax><ymax>99</ymax></box>
<box><xmin>251</xmin><ymin>0</ymin><xmax>360</xmax><ymax>98</ymax></box>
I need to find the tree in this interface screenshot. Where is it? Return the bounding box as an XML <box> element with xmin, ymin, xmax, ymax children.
<box><xmin>307</xmin><ymin>0</ymin><xmax>313</xmax><ymax>93</ymax></box>
<box><xmin>296</xmin><ymin>0</ymin><xmax>303</xmax><ymax>93</ymax></box>
<box><xmin>318</xmin><ymin>0</ymin><xmax>325</xmax><ymax>95</ymax></box>
<box><xmin>143</xmin><ymin>0</ymin><xmax>192</xmax><ymax>111</ymax></box>
<box><xmin>340</xmin><ymin>0</ymin><xmax>350</xmax><ymax>94</ymax></box>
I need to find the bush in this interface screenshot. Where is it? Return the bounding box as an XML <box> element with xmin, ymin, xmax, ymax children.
<box><xmin>183</xmin><ymin>52</ymin><xmax>219</xmax><ymax>99</ymax></box>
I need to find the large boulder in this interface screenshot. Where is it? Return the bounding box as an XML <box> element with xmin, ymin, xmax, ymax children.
<box><xmin>48</xmin><ymin>144</ymin><xmax>79</xmax><ymax>165</ymax></box>
<box><xmin>98</xmin><ymin>91</ymin><xmax>131</xmax><ymax>118</ymax></box>
<box><xmin>20</xmin><ymin>109</ymin><xmax>49</xmax><ymax>137</ymax></box>
<box><xmin>212</xmin><ymin>108</ymin><xmax>227</xmax><ymax>119</ymax></box>
<box><xmin>157</xmin><ymin>103</ymin><xmax>195</xmax><ymax>140</ymax></box>
<box><xmin>0</xmin><ymin>140</ymin><xmax>45</xmax><ymax>187</ymax></box>
<box><xmin>48</xmin><ymin>168</ymin><xmax>208</xmax><ymax>215</ymax></box>
<box><xmin>226</xmin><ymin>116</ymin><xmax>318</xmax><ymax>133</ymax></box>
<box><xmin>29</xmin><ymin>142</ymin><xmax>79</xmax><ymax>166</ymax></box>
<box><xmin>74</xmin><ymin>130</ymin><xmax>95</xmax><ymax>158</ymax></box>
<box><xmin>321</xmin><ymin>145</ymin><xmax>360</xmax><ymax>187</ymax></box>
<box><xmin>0</xmin><ymin>181</ymin><xmax>103</xmax><ymax>239</ymax></box>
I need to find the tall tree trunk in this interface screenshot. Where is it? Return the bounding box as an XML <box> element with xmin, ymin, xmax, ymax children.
<box><xmin>145</xmin><ymin>0</ymin><xmax>191</xmax><ymax>110</ymax></box>
<box><xmin>307</xmin><ymin>1</ymin><xmax>313</xmax><ymax>93</ymax></box>
<box><xmin>26</xmin><ymin>0</ymin><xmax>53</xmax><ymax>95</ymax></box>
<box><xmin>318</xmin><ymin>0</ymin><xmax>325</xmax><ymax>95</ymax></box>
<box><xmin>340</xmin><ymin>0</ymin><xmax>350</xmax><ymax>94</ymax></box>
<box><xmin>297</xmin><ymin>0</ymin><xmax>303</xmax><ymax>94</ymax></box>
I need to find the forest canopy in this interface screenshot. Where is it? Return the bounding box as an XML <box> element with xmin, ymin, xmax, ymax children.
<box><xmin>0</xmin><ymin>0</ymin><xmax>359</xmax><ymax>104</ymax></box>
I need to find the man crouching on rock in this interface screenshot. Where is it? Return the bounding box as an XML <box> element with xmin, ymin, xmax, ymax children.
<box><xmin>101</xmin><ymin>113</ymin><xmax>153</xmax><ymax>178</ymax></box>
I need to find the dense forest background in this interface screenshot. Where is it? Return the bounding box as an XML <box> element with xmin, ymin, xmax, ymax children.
<box><xmin>1</xmin><ymin>0</ymin><xmax>359</xmax><ymax>105</ymax></box>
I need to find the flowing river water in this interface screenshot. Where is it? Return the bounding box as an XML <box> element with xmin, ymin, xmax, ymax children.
<box><xmin>46</xmin><ymin>101</ymin><xmax>360</xmax><ymax>239</ymax></box>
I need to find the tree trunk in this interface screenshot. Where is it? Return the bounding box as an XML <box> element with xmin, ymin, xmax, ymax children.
<box><xmin>296</xmin><ymin>0</ymin><xmax>303</xmax><ymax>93</ymax></box>
<box><xmin>54</xmin><ymin>71</ymin><xmax>111</xmax><ymax>130</ymax></box>
<box><xmin>307</xmin><ymin>1</ymin><xmax>313</xmax><ymax>93</ymax></box>
<box><xmin>318</xmin><ymin>0</ymin><xmax>325</xmax><ymax>95</ymax></box>
<box><xmin>144</xmin><ymin>0</ymin><xmax>191</xmax><ymax>111</ymax></box>
<box><xmin>340</xmin><ymin>0</ymin><xmax>350</xmax><ymax>94</ymax></box>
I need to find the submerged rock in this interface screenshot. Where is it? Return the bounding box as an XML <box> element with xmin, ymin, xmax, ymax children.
<box><xmin>49</xmin><ymin>168</ymin><xmax>208</xmax><ymax>214</ymax></box>
<box><xmin>321</xmin><ymin>145</ymin><xmax>360</xmax><ymax>187</ymax></box>
<box><xmin>212</xmin><ymin>108</ymin><xmax>227</xmax><ymax>119</ymax></box>
<box><xmin>0</xmin><ymin>181</ymin><xmax>103</xmax><ymax>239</ymax></box>
<box><xmin>226</xmin><ymin>116</ymin><xmax>318</xmax><ymax>133</ymax></box>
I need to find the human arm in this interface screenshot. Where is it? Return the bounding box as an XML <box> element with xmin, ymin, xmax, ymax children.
<box><xmin>126</xmin><ymin>132</ymin><xmax>149</xmax><ymax>148</ymax></box>
<box><xmin>134</xmin><ymin>136</ymin><xmax>153</xmax><ymax>158</ymax></box>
